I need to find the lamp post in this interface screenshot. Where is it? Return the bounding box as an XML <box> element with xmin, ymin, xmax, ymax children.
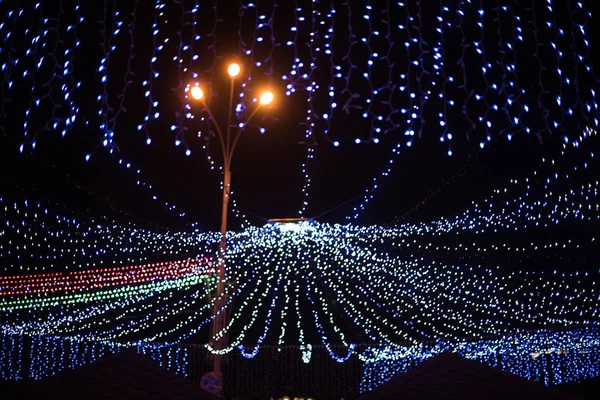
<box><xmin>188</xmin><ymin>62</ymin><xmax>274</xmax><ymax>377</ymax></box>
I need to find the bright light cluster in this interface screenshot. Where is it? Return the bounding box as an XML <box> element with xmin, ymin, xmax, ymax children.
<box><xmin>0</xmin><ymin>130</ymin><xmax>599</xmax><ymax>396</ymax></box>
<box><xmin>0</xmin><ymin>130</ymin><xmax>599</xmax><ymax>355</ymax></box>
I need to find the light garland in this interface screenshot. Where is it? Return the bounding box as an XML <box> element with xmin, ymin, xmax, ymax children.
<box><xmin>0</xmin><ymin>193</ymin><xmax>221</xmax><ymax>273</ymax></box>
<box><xmin>0</xmin><ymin>1</ymin><xmax>596</xmax><ymax>221</ymax></box>
<box><xmin>0</xmin><ymin>273</ymin><xmax>209</xmax><ymax>312</ymax></box>
<box><xmin>360</xmin><ymin>328</ymin><xmax>600</xmax><ymax>393</ymax></box>
<box><xmin>0</xmin><ymin>258</ymin><xmax>212</xmax><ymax>296</ymax></box>
<box><xmin>1</xmin><ymin>328</ymin><xmax>599</xmax><ymax>394</ymax></box>
<box><xmin>0</xmin><ymin>0</ymin><xmax>599</xmax><ymax>383</ymax></box>
<box><xmin>0</xmin><ymin>128</ymin><xmax>599</xmax><ymax>356</ymax></box>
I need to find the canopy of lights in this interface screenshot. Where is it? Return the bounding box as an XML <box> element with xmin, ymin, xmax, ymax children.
<box><xmin>2</xmin><ymin>127</ymin><xmax>599</xmax><ymax>389</ymax></box>
<box><xmin>1</xmin><ymin>0</ymin><xmax>599</xmax><ymax>394</ymax></box>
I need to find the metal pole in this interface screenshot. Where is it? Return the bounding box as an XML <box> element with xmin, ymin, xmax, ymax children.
<box><xmin>212</xmin><ymin>78</ymin><xmax>236</xmax><ymax>376</ymax></box>
<box><xmin>204</xmin><ymin>72</ymin><xmax>269</xmax><ymax>383</ymax></box>
<box><xmin>212</xmin><ymin>166</ymin><xmax>230</xmax><ymax>375</ymax></box>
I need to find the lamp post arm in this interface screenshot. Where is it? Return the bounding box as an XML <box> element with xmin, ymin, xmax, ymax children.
<box><xmin>228</xmin><ymin>104</ymin><xmax>263</xmax><ymax>165</ymax></box>
<box><xmin>202</xmin><ymin>101</ymin><xmax>229</xmax><ymax>165</ymax></box>
<box><xmin>245</xmin><ymin>104</ymin><xmax>262</xmax><ymax>126</ymax></box>
<box><xmin>225</xmin><ymin>79</ymin><xmax>235</xmax><ymax>154</ymax></box>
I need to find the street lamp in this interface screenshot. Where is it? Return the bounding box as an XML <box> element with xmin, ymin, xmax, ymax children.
<box><xmin>259</xmin><ymin>91</ymin><xmax>274</xmax><ymax>105</ymax></box>
<box><xmin>188</xmin><ymin>62</ymin><xmax>274</xmax><ymax>379</ymax></box>
<box><xmin>227</xmin><ymin>62</ymin><xmax>241</xmax><ymax>78</ymax></box>
<box><xmin>190</xmin><ymin>86</ymin><xmax>204</xmax><ymax>101</ymax></box>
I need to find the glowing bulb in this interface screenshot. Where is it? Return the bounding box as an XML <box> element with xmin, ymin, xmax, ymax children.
<box><xmin>259</xmin><ymin>91</ymin><xmax>274</xmax><ymax>105</ymax></box>
<box><xmin>228</xmin><ymin>63</ymin><xmax>241</xmax><ymax>78</ymax></box>
<box><xmin>190</xmin><ymin>86</ymin><xmax>204</xmax><ymax>100</ymax></box>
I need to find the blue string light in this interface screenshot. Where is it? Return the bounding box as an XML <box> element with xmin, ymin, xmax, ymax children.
<box><xmin>0</xmin><ymin>3</ymin><xmax>599</xmax><ymax>390</ymax></box>
<box><xmin>360</xmin><ymin>328</ymin><xmax>600</xmax><ymax>393</ymax></box>
<box><xmin>1</xmin><ymin>0</ymin><xmax>596</xmax><ymax>222</ymax></box>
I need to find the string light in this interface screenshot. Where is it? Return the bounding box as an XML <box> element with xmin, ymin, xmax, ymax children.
<box><xmin>1</xmin><ymin>0</ymin><xmax>596</xmax><ymax>224</ymax></box>
<box><xmin>0</xmin><ymin>193</ymin><xmax>221</xmax><ymax>273</ymax></box>
<box><xmin>1</xmin><ymin>328</ymin><xmax>598</xmax><ymax>390</ymax></box>
<box><xmin>0</xmin><ymin>258</ymin><xmax>212</xmax><ymax>297</ymax></box>
<box><xmin>360</xmin><ymin>328</ymin><xmax>600</xmax><ymax>393</ymax></box>
<box><xmin>0</xmin><ymin>3</ymin><xmax>599</xmax><ymax>393</ymax></box>
<box><xmin>0</xmin><ymin>128</ymin><xmax>599</xmax><ymax>355</ymax></box>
